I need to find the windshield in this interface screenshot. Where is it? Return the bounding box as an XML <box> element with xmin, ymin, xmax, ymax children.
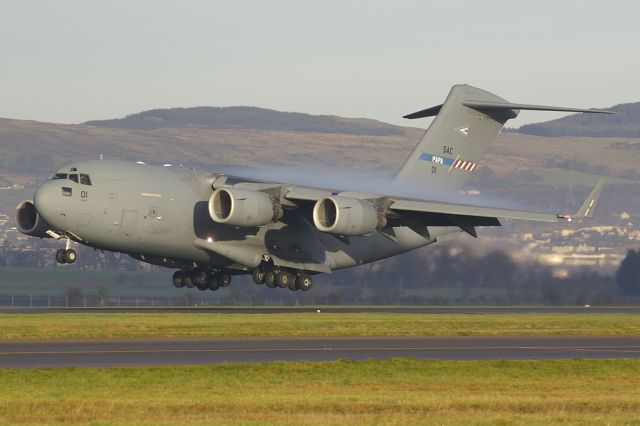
<box><xmin>50</xmin><ymin>173</ymin><xmax>68</xmax><ymax>180</ymax></box>
<box><xmin>80</xmin><ymin>174</ymin><xmax>92</xmax><ymax>185</ymax></box>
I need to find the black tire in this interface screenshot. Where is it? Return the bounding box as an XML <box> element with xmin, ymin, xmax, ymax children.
<box><xmin>172</xmin><ymin>271</ymin><xmax>184</xmax><ymax>288</ymax></box>
<box><xmin>276</xmin><ymin>271</ymin><xmax>292</xmax><ymax>288</ymax></box>
<box><xmin>56</xmin><ymin>249</ymin><xmax>66</xmax><ymax>264</ymax></box>
<box><xmin>216</xmin><ymin>272</ymin><xmax>231</xmax><ymax>287</ymax></box>
<box><xmin>287</xmin><ymin>278</ymin><xmax>298</xmax><ymax>291</ymax></box>
<box><xmin>192</xmin><ymin>270</ymin><xmax>209</xmax><ymax>286</ymax></box>
<box><xmin>265</xmin><ymin>271</ymin><xmax>276</xmax><ymax>288</ymax></box>
<box><xmin>196</xmin><ymin>281</ymin><xmax>208</xmax><ymax>291</ymax></box>
<box><xmin>252</xmin><ymin>268</ymin><xmax>265</xmax><ymax>285</ymax></box>
<box><xmin>207</xmin><ymin>278</ymin><xmax>220</xmax><ymax>291</ymax></box>
<box><xmin>64</xmin><ymin>249</ymin><xmax>77</xmax><ymax>264</ymax></box>
<box><xmin>297</xmin><ymin>274</ymin><xmax>313</xmax><ymax>291</ymax></box>
<box><xmin>182</xmin><ymin>274</ymin><xmax>194</xmax><ymax>289</ymax></box>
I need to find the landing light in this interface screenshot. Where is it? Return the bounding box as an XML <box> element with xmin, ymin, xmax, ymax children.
<box><xmin>206</xmin><ymin>237</ymin><xmax>213</xmax><ymax>243</ymax></box>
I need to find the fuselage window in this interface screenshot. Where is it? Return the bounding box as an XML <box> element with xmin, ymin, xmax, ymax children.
<box><xmin>80</xmin><ymin>174</ymin><xmax>92</xmax><ymax>185</ymax></box>
<box><xmin>62</xmin><ymin>187</ymin><xmax>72</xmax><ymax>197</ymax></box>
<box><xmin>51</xmin><ymin>173</ymin><xmax>68</xmax><ymax>180</ymax></box>
<box><xmin>69</xmin><ymin>174</ymin><xmax>79</xmax><ymax>183</ymax></box>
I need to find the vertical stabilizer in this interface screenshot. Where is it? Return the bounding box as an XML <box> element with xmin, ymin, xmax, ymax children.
<box><xmin>394</xmin><ymin>85</ymin><xmax>515</xmax><ymax>190</ymax></box>
<box><xmin>394</xmin><ymin>84</ymin><xmax>611</xmax><ymax>191</ymax></box>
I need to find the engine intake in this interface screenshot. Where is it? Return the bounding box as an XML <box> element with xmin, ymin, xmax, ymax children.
<box><xmin>209</xmin><ymin>187</ymin><xmax>279</xmax><ymax>227</ymax></box>
<box><xmin>313</xmin><ymin>196</ymin><xmax>381</xmax><ymax>236</ymax></box>
<box><xmin>14</xmin><ymin>200</ymin><xmax>52</xmax><ymax>238</ymax></box>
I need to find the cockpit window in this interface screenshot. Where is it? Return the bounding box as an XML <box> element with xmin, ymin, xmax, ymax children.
<box><xmin>69</xmin><ymin>174</ymin><xmax>79</xmax><ymax>183</ymax></box>
<box><xmin>80</xmin><ymin>174</ymin><xmax>92</xmax><ymax>185</ymax></box>
<box><xmin>50</xmin><ymin>173</ymin><xmax>68</xmax><ymax>180</ymax></box>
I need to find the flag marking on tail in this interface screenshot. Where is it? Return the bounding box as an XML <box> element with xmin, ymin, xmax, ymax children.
<box><xmin>420</xmin><ymin>153</ymin><xmax>477</xmax><ymax>172</ymax></box>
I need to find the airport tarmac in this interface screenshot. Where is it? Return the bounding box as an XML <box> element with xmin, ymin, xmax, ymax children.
<box><xmin>1</xmin><ymin>335</ymin><xmax>639</xmax><ymax>368</ymax></box>
<box><xmin>2</xmin><ymin>306</ymin><xmax>640</xmax><ymax>314</ymax></box>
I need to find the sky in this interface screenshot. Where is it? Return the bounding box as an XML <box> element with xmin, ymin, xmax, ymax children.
<box><xmin>1</xmin><ymin>0</ymin><xmax>639</xmax><ymax>127</ymax></box>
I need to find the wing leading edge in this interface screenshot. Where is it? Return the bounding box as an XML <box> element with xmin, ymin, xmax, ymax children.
<box><xmin>283</xmin><ymin>179</ymin><xmax>605</xmax><ymax>238</ymax></box>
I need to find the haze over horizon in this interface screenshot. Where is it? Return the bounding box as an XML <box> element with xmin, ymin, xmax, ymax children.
<box><xmin>1</xmin><ymin>1</ymin><xmax>639</xmax><ymax>127</ymax></box>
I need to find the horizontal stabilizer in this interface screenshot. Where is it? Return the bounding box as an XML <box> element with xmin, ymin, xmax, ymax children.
<box><xmin>462</xmin><ymin>100</ymin><xmax>614</xmax><ymax>115</ymax></box>
<box><xmin>403</xmin><ymin>104</ymin><xmax>442</xmax><ymax>119</ymax></box>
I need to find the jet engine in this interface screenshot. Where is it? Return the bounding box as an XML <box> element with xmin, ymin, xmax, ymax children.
<box><xmin>14</xmin><ymin>200</ymin><xmax>52</xmax><ymax>238</ymax></box>
<box><xmin>208</xmin><ymin>187</ymin><xmax>279</xmax><ymax>227</ymax></box>
<box><xmin>313</xmin><ymin>196</ymin><xmax>382</xmax><ymax>236</ymax></box>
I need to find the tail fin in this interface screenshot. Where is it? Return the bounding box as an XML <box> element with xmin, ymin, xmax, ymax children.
<box><xmin>394</xmin><ymin>84</ymin><xmax>611</xmax><ymax>190</ymax></box>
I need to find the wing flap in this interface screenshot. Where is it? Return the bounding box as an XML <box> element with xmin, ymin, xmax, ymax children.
<box><xmin>391</xmin><ymin>199</ymin><xmax>559</xmax><ymax>223</ymax></box>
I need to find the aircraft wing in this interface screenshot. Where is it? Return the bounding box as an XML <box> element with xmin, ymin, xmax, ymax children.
<box><xmin>283</xmin><ymin>179</ymin><xmax>605</xmax><ymax>238</ymax></box>
<box><xmin>389</xmin><ymin>199</ymin><xmax>558</xmax><ymax>223</ymax></box>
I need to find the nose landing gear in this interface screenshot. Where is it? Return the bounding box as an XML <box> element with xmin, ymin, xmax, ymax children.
<box><xmin>55</xmin><ymin>238</ymin><xmax>77</xmax><ymax>264</ymax></box>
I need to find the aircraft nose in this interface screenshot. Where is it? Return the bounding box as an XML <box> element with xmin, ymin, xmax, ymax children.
<box><xmin>33</xmin><ymin>182</ymin><xmax>60</xmax><ymax>224</ymax></box>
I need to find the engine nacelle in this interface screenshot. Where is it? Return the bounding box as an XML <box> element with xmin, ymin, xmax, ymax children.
<box><xmin>14</xmin><ymin>200</ymin><xmax>52</xmax><ymax>238</ymax></box>
<box><xmin>313</xmin><ymin>196</ymin><xmax>381</xmax><ymax>236</ymax></box>
<box><xmin>208</xmin><ymin>187</ymin><xmax>278</xmax><ymax>227</ymax></box>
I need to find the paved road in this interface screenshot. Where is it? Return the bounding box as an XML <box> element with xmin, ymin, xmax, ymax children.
<box><xmin>2</xmin><ymin>306</ymin><xmax>640</xmax><ymax>314</ymax></box>
<box><xmin>1</xmin><ymin>335</ymin><xmax>640</xmax><ymax>368</ymax></box>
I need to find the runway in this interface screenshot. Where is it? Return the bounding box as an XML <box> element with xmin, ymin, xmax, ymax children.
<box><xmin>1</xmin><ymin>335</ymin><xmax>640</xmax><ymax>368</ymax></box>
<box><xmin>2</xmin><ymin>306</ymin><xmax>640</xmax><ymax>314</ymax></box>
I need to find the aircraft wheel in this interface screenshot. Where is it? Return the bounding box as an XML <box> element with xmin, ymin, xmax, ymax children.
<box><xmin>56</xmin><ymin>249</ymin><xmax>67</xmax><ymax>264</ymax></box>
<box><xmin>265</xmin><ymin>271</ymin><xmax>277</xmax><ymax>288</ymax></box>
<box><xmin>207</xmin><ymin>277</ymin><xmax>220</xmax><ymax>291</ymax></box>
<box><xmin>182</xmin><ymin>273</ymin><xmax>195</xmax><ymax>288</ymax></box>
<box><xmin>297</xmin><ymin>274</ymin><xmax>313</xmax><ymax>292</ymax></box>
<box><xmin>216</xmin><ymin>272</ymin><xmax>232</xmax><ymax>288</ymax></box>
<box><xmin>196</xmin><ymin>281</ymin><xmax>208</xmax><ymax>291</ymax></box>
<box><xmin>252</xmin><ymin>268</ymin><xmax>265</xmax><ymax>285</ymax></box>
<box><xmin>172</xmin><ymin>271</ymin><xmax>184</xmax><ymax>288</ymax></box>
<box><xmin>276</xmin><ymin>271</ymin><xmax>293</xmax><ymax>289</ymax></box>
<box><xmin>287</xmin><ymin>279</ymin><xmax>298</xmax><ymax>291</ymax></box>
<box><xmin>64</xmin><ymin>249</ymin><xmax>77</xmax><ymax>264</ymax></box>
<box><xmin>192</xmin><ymin>270</ymin><xmax>209</xmax><ymax>286</ymax></box>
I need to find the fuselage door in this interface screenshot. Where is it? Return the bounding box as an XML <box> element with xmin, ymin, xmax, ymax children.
<box><xmin>119</xmin><ymin>209</ymin><xmax>138</xmax><ymax>237</ymax></box>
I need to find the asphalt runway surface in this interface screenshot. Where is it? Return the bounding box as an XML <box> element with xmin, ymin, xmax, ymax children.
<box><xmin>1</xmin><ymin>335</ymin><xmax>640</xmax><ymax>368</ymax></box>
<box><xmin>2</xmin><ymin>306</ymin><xmax>640</xmax><ymax>314</ymax></box>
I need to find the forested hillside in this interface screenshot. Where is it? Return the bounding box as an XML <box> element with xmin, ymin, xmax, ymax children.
<box><xmin>85</xmin><ymin>106</ymin><xmax>406</xmax><ymax>136</ymax></box>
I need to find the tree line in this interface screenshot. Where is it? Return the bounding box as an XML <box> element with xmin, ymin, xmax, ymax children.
<box><xmin>1</xmin><ymin>240</ymin><xmax>639</xmax><ymax>306</ymax></box>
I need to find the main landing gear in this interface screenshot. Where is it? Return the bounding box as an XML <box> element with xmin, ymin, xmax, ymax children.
<box><xmin>55</xmin><ymin>238</ymin><xmax>77</xmax><ymax>264</ymax></box>
<box><xmin>172</xmin><ymin>269</ymin><xmax>231</xmax><ymax>291</ymax></box>
<box><xmin>252</xmin><ymin>267</ymin><xmax>313</xmax><ymax>292</ymax></box>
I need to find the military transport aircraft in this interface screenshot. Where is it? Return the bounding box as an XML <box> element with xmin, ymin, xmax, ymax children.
<box><xmin>15</xmin><ymin>85</ymin><xmax>608</xmax><ymax>292</ymax></box>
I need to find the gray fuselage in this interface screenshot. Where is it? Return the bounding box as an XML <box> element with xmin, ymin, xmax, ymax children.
<box><xmin>31</xmin><ymin>161</ymin><xmax>448</xmax><ymax>274</ymax></box>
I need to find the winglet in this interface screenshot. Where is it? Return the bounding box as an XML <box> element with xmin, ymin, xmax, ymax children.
<box><xmin>557</xmin><ymin>179</ymin><xmax>605</xmax><ymax>222</ymax></box>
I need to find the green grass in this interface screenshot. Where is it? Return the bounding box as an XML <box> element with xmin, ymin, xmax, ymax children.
<box><xmin>1</xmin><ymin>359</ymin><xmax>639</xmax><ymax>425</ymax></box>
<box><xmin>1</xmin><ymin>312</ymin><xmax>639</xmax><ymax>339</ymax></box>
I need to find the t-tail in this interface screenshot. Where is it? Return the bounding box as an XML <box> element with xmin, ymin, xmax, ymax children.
<box><xmin>394</xmin><ymin>84</ymin><xmax>612</xmax><ymax>190</ymax></box>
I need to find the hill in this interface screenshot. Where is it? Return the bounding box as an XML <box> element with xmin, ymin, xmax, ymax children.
<box><xmin>85</xmin><ymin>106</ymin><xmax>406</xmax><ymax>136</ymax></box>
<box><xmin>517</xmin><ymin>102</ymin><xmax>640</xmax><ymax>138</ymax></box>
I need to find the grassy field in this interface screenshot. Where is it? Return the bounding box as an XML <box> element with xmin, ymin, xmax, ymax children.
<box><xmin>1</xmin><ymin>312</ymin><xmax>640</xmax><ymax>339</ymax></box>
<box><xmin>1</xmin><ymin>359</ymin><xmax>639</xmax><ymax>425</ymax></box>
